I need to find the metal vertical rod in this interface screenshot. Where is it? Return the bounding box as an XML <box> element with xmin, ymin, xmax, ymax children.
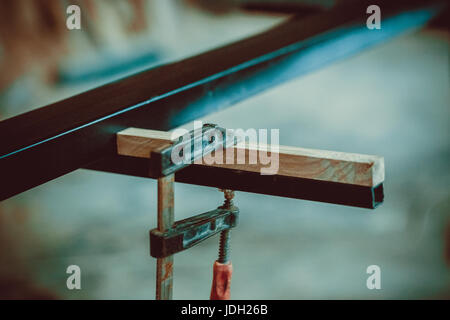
<box><xmin>218</xmin><ymin>189</ymin><xmax>234</xmax><ymax>264</ymax></box>
<box><xmin>156</xmin><ymin>174</ymin><xmax>175</xmax><ymax>300</ymax></box>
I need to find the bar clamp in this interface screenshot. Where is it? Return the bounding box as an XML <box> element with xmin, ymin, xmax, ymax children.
<box><xmin>150</xmin><ymin>200</ymin><xmax>239</xmax><ymax>258</ymax></box>
<box><xmin>149</xmin><ymin>123</ymin><xmax>239</xmax><ymax>300</ymax></box>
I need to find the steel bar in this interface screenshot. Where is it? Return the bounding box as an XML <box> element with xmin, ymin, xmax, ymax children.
<box><xmin>85</xmin><ymin>155</ymin><xmax>384</xmax><ymax>209</ymax></box>
<box><xmin>0</xmin><ymin>0</ymin><xmax>445</xmax><ymax>201</ymax></box>
<box><xmin>155</xmin><ymin>174</ymin><xmax>175</xmax><ymax>300</ymax></box>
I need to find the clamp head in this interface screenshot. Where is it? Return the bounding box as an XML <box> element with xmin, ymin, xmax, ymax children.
<box><xmin>150</xmin><ymin>124</ymin><xmax>237</xmax><ymax>178</ymax></box>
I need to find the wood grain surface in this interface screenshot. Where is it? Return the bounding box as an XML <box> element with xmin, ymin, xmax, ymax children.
<box><xmin>117</xmin><ymin>128</ymin><xmax>384</xmax><ymax>187</ymax></box>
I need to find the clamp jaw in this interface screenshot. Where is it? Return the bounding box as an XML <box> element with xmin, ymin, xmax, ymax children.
<box><xmin>150</xmin><ymin>205</ymin><xmax>239</xmax><ymax>258</ymax></box>
<box><xmin>149</xmin><ymin>123</ymin><xmax>236</xmax><ymax>178</ymax></box>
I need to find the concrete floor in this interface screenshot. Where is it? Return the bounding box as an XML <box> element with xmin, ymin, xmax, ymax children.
<box><xmin>0</xmin><ymin>8</ymin><xmax>449</xmax><ymax>299</ymax></box>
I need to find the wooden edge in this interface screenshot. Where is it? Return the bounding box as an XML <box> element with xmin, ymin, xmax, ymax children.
<box><xmin>117</xmin><ymin>128</ymin><xmax>385</xmax><ymax>187</ymax></box>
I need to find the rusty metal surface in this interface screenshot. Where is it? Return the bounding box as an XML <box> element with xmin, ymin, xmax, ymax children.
<box><xmin>217</xmin><ymin>190</ymin><xmax>236</xmax><ymax>264</ymax></box>
<box><xmin>155</xmin><ymin>174</ymin><xmax>175</xmax><ymax>300</ymax></box>
<box><xmin>150</xmin><ymin>206</ymin><xmax>239</xmax><ymax>258</ymax></box>
<box><xmin>149</xmin><ymin>124</ymin><xmax>236</xmax><ymax>178</ymax></box>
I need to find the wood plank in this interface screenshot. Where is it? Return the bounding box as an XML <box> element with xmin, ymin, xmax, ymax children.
<box><xmin>117</xmin><ymin>128</ymin><xmax>384</xmax><ymax>187</ymax></box>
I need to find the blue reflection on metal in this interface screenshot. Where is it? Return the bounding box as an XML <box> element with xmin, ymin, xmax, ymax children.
<box><xmin>0</xmin><ymin>5</ymin><xmax>439</xmax><ymax>160</ymax></box>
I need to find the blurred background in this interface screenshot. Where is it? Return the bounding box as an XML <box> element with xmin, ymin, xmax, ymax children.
<box><xmin>0</xmin><ymin>0</ymin><xmax>449</xmax><ymax>299</ymax></box>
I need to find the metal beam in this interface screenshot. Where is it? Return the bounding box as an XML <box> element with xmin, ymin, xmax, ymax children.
<box><xmin>0</xmin><ymin>0</ymin><xmax>444</xmax><ymax>201</ymax></box>
<box><xmin>155</xmin><ymin>174</ymin><xmax>175</xmax><ymax>300</ymax></box>
<box><xmin>85</xmin><ymin>155</ymin><xmax>384</xmax><ymax>209</ymax></box>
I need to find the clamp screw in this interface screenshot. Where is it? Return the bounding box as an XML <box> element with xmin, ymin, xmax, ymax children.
<box><xmin>218</xmin><ymin>229</ymin><xmax>231</xmax><ymax>264</ymax></box>
<box><xmin>218</xmin><ymin>189</ymin><xmax>234</xmax><ymax>264</ymax></box>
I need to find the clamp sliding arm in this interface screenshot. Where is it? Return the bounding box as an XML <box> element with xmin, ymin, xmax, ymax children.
<box><xmin>150</xmin><ymin>206</ymin><xmax>239</xmax><ymax>258</ymax></box>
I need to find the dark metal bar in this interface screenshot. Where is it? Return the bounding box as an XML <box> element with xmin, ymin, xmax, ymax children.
<box><xmin>85</xmin><ymin>155</ymin><xmax>384</xmax><ymax>209</ymax></box>
<box><xmin>155</xmin><ymin>174</ymin><xmax>175</xmax><ymax>300</ymax></box>
<box><xmin>0</xmin><ymin>0</ymin><xmax>444</xmax><ymax>201</ymax></box>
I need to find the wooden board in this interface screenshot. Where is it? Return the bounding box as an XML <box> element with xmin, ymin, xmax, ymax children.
<box><xmin>117</xmin><ymin>128</ymin><xmax>384</xmax><ymax>187</ymax></box>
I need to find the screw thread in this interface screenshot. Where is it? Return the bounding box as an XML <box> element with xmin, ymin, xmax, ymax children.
<box><xmin>217</xmin><ymin>189</ymin><xmax>234</xmax><ymax>264</ymax></box>
<box><xmin>220</xmin><ymin>189</ymin><xmax>235</xmax><ymax>209</ymax></box>
<box><xmin>218</xmin><ymin>229</ymin><xmax>231</xmax><ymax>264</ymax></box>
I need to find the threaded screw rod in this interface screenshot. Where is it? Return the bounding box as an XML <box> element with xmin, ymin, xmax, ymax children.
<box><xmin>218</xmin><ymin>229</ymin><xmax>231</xmax><ymax>264</ymax></box>
<box><xmin>217</xmin><ymin>189</ymin><xmax>234</xmax><ymax>264</ymax></box>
